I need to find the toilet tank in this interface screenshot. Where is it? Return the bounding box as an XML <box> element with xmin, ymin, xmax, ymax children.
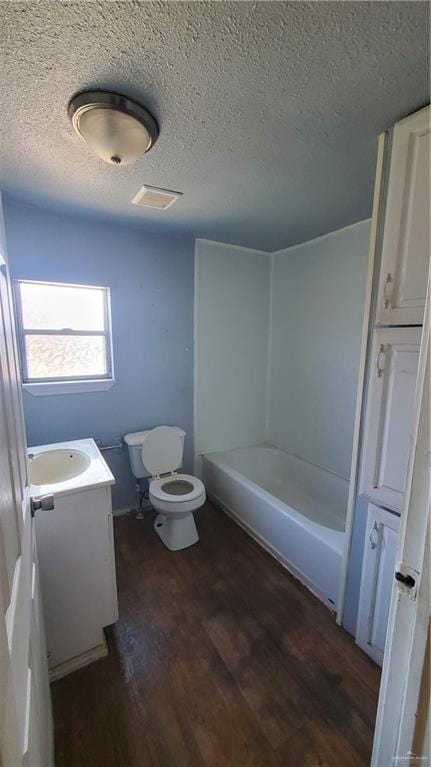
<box><xmin>124</xmin><ymin>427</ymin><xmax>186</xmax><ymax>479</ymax></box>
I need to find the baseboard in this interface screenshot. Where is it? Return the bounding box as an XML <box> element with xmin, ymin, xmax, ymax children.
<box><xmin>112</xmin><ymin>505</ymin><xmax>133</xmax><ymax>517</ymax></box>
<box><xmin>49</xmin><ymin>637</ymin><xmax>108</xmax><ymax>682</ymax></box>
<box><xmin>112</xmin><ymin>502</ymin><xmax>152</xmax><ymax>517</ymax></box>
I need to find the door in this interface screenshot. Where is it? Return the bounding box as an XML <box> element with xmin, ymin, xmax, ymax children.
<box><xmin>371</xmin><ymin>274</ymin><xmax>430</xmax><ymax>765</ymax></box>
<box><xmin>356</xmin><ymin>503</ymin><xmax>400</xmax><ymax>666</ymax></box>
<box><xmin>360</xmin><ymin>326</ymin><xmax>421</xmax><ymax>512</ymax></box>
<box><xmin>0</xmin><ymin>193</ymin><xmax>54</xmax><ymax>766</ymax></box>
<box><xmin>376</xmin><ymin>105</ymin><xmax>430</xmax><ymax>326</ymax></box>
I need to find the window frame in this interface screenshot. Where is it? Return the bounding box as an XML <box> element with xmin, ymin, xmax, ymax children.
<box><xmin>14</xmin><ymin>279</ymin><xmax>115</xmax><ymax>393</ymax></box>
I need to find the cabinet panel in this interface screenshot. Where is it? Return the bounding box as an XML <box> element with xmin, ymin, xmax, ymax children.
<box><xmin>377</xmin><ymin>106</ymin><xmax>430</xmax><ymax>325</ymax></box>
<box><xmin>356</xmin><ymin>504</ymin><xmax>400</xmax><ymax>666</ymax></box>
<box><xmin>36</xmin><ymin>485</ymin><xmax>118</xmax><ymax>670</ymax></box>
<box><xmin>361</xmin><ymin>327</ymin><xmax>421</xmax><ymax>512</ymax></box>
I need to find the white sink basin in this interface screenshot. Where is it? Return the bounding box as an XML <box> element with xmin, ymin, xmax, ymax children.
<box><xmin>29</xmin><ymin>449</ymin><xmax>91</xmax><ymax>486</ymax></box>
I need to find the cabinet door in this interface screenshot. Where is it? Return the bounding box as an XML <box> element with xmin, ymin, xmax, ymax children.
<box><xmin>361</xmin><ymin>327</ymin><xmax>421</xmax><ymax>512</ymax></box>
<box><xmin>356</xmin><ymin>504</ymin><xmax>400</xmax><ymax>666</ymax></box>
<box><xmin>377</xmin><ymin>106</ymin><xmax>430</xmax><ymax>325</ymax></box>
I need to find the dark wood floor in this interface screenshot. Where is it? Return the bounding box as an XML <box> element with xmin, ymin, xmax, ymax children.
<box><xmin>52</xmin><ymin>502</ymin><xmax>380</xmax><ymax>767</ymax></box>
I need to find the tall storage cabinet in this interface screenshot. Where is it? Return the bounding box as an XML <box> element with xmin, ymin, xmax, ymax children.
<box><xmin>356</xmin><ymin>105</ymin><xmax>430</xmax><ymax>666</ymax></box>
<box><xmin>376</xmin><ymin>107</ymin><xmax>430</xmax><ymax>326</ymax></box>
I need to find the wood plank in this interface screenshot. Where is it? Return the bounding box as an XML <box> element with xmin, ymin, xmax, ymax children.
<box><xmin>51</xmin><ymin>503</ymin><xmax>380</xmax><ymax>766</ymax></box>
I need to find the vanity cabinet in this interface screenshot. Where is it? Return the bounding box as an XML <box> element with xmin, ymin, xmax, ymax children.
<box><xmin>360</xmin><ymin>326</ymin><xmax>421</xmax><ymax>513</ymax></box>
<box><xmin>356</xmin><ymin>504</ymin><xmax>400</xmax><ymax>666</ymax></box>
<box><xmin>376</xmin><ymin>106</ymin><xmax>430</xmax><ymax>326</ymax></box>
<box><xmin>36</xmin><ymin>484</ymin><xmax>118</xmax><ymax>678</ymax></box>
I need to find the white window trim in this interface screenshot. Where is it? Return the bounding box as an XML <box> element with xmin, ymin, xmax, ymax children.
<box><xmin>23</xmin><ymin>379</ymin><xmax>116</xmax><ymax>396</ymax></box>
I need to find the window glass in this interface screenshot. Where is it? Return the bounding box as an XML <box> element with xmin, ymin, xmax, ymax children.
<box><xmin>25</xmin><ymin>335</ymin><xmax>107</xmax><ymax>379</ymax></box>
<box><xmin>16</xmin><ymin>281</ymin><xmax>113</xmax><ymax>383</ymax></box>
<box><xmin>20</xmin><ymin>282</ymin><xmax>105</xmax><ymax>330</ymax></box>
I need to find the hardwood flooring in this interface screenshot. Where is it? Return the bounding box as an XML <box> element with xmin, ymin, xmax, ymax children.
<box><xmin>52</xmin><ymin>502</ymin><xmax>380</xmax><ymax>766</ymax></box>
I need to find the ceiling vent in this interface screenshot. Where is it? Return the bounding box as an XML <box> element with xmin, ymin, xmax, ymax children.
<box><xmin>131</xmin><ymin>185</ymin><xmax>182</xmax><ymax>210</ymax></box>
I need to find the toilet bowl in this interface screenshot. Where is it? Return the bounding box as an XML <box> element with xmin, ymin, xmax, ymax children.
<box><xmin>124</xmin><ymin>426</ymin><xmax>206</xmax><ymax>551</ymax></box>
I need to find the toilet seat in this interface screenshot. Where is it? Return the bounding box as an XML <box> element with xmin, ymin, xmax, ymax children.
<box><xmin>150</xmin><ymin>473</ymin><xmax>205</xmax><ymax>503</ymax></box>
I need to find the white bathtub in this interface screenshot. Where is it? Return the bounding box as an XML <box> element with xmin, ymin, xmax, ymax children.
<box><xmin>202</xmin><ymin>444</ymin><xmax>348</xmax><ymax>610</ymax></box>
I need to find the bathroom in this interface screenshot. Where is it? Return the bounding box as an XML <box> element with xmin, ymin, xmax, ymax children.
<box><xmin>0</xmin><ymin>2</ymin><xmax>429</xmax><ymax>766</ymax></box>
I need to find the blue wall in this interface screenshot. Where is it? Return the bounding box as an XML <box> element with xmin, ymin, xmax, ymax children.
<box><xmin>4</xmin><ymin>198</ymin><xmax>195</xmax><ymax>510</ymax></box>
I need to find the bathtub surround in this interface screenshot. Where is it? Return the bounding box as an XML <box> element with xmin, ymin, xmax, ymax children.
<box><xmin>268</xmin><ymin>221</ymin><xmax>371</xmax><ymax>480</ymax></box>
<box><xmin>194</xmin><ymin>240</ymin><xmax>270</xmax><ymax>459</ymax></box>
<box><xmin>195</xmin><ymin>221</ymin><xmax>371</xmax><ymax>610</ymax></box>
<box><xmin>4</xmin><ymin>198</ymin><xmax>194</xmax><ymax>510</ymax></box>
<box><xmin>195</xmin><ymin>221</ymin><xmax>371</xmax><ymax>481</ymax></box>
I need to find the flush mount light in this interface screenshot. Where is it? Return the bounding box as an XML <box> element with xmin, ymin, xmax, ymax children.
<box><xmin>68</xmin><ymin>91</ymin><xmax>159</xmax><ymax>166</ymax></box>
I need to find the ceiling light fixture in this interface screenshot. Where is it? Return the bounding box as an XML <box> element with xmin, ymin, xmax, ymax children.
<box><xmin>68</xmin><ymin>90</ymin><xmax>159</xmax><ymax>166</ymax></box>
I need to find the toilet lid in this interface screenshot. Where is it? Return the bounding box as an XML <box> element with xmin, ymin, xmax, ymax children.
<box><xmin>141</xmin><ymin>426</ymin><xmax>183</xmax><ymax>476</ymax></box>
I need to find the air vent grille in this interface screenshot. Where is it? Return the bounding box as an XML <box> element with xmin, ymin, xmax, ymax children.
<box><xmin>131</xmin><ymin>185</ymin><xmax>181</xmax><ymax>210</ymax></box>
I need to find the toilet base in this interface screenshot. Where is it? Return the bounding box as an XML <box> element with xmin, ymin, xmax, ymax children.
<box><xmin>154</xmin><ymin>512</ymin><xmax>199</xmax><ymax>551</ymax></box>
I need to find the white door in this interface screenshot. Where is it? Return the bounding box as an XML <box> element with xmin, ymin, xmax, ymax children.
<box><xmin>0</xmin><ymin>194</ymin><xmax>54</xmax><ymax>767</ymax></box>
<box><xmin>376</xmin><ymin>105</ymin><xmax>430</xmax><ymax>325</ymax></box>
<box><xmin>356</xmin><ymin>503</ymin><xmax>400</xmax><ymax>666</ymax></box>
<box><xmin>361</xmin><ymin>326</ymin><xmax>421</xmax><ymax>512</ymax></box>
<box><xmin>371</xmin><ymin>274</ymin><xmax>430</xmax><ymax>765</ymax></box>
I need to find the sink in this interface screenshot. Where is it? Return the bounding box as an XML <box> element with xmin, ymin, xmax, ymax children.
<box><xmin>29</xmin><ymin>449</ymin><xmax>91</xmax><ymax>486</ymax></box>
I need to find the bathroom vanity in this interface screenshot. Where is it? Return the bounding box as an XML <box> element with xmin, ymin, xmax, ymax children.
<box><xmin>29</xmin><ymin>438</ymin><xmax>118</xmax><ymax>680</ymax></box>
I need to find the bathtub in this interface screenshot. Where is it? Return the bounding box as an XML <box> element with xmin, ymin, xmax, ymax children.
<box><xmin>202</xmin><ymin>444</ymin><xmax>348</xmax><ymax>610</ymax></box>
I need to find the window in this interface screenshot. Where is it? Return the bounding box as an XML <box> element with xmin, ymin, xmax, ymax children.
<box><xmin>15</xmin><ymin>280</ymin><xmax>114</xmax><ymax>394</ymax></box>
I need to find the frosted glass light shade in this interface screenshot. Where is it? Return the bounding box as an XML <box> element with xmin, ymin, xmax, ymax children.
<box><xmin>68</xmin><ymin>91</ymin><xmax>159</xmax><ymax>166</ymax></box>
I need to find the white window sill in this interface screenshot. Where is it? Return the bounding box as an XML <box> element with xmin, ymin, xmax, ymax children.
<box><xmin>23</xmin><ymin>379</ymin><xmax>116</xmax><ymax>396</ymax></box>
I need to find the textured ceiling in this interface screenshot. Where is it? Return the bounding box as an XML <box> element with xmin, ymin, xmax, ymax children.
<box><xmin>1</xmin><ymin>1</ymin><xmax>429</xmax><ymax>250</ymax></box>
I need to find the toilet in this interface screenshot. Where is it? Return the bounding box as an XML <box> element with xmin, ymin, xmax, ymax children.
<box><xmin>124</xmin><ymin>426</ymin><xmax>205</xmax><ymax>550</ymax></box>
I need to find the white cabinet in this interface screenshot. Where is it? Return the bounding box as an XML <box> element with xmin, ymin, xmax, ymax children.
<box><xmin>361</xmin><ymin>326</ymin><xmax>421</xmax><ymax>513</ymax></box>
<box><xmin>377</xmin><ymin>106</ymin><xmax>430</xmax><ymax>326</ymax></box>
<box><xmin>356</xmin><ymin>504</ymin><xmax>400</xmax><ymax>666</ymax></box>
<box><xmin>352</xmin><ymin>105</ymin><xmax>428</xmax><ymax>667</ymax></box>
<box><xmin>36</xmin><ymin>484</ymin><xmax>118</xmax><ymax>679</ymax></box>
